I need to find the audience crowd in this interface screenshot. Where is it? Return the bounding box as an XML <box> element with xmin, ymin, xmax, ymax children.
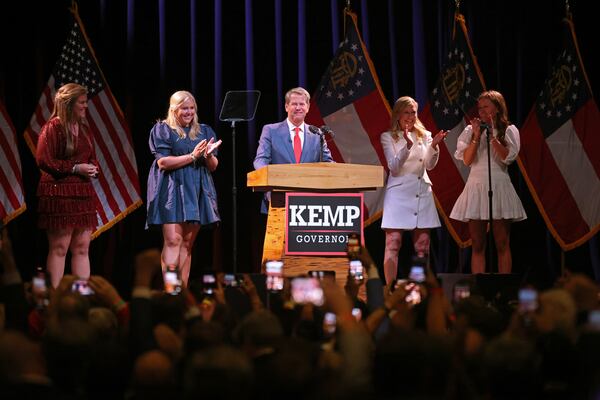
<box><xmin>2</xmin><ymin>227</ymin><xmax>600</xmax><ymax>399</ymax></box>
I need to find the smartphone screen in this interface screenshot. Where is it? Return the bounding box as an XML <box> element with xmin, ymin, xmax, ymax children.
<box><xmin>453</xmin><ymin>284</ymin><xmax>471</xmax><ymax>302</ymax></box>
<box><xmin>351</xmin><ymin>307</ymin><xmax>363</xmax><ymax>321</ymax></box>
<box><xmin>404</xmin><ymin>282</ymin><xmax>422</xmax><ymax>306</ymax></box>
<box><xmin>349</xmin><ymin>260</ymin><xmax>364</xmax><ymax>281</ymax></box>
<box><xmin>164</xmin><ymin>265</ymin><xmax>182</xmax><ymax>295</ymax></box>
<box><xmin>323</xmin><ymin>312</ymin><xmax>337</xmax><ymax>335</ymax></box>
<box><xmin>588</xmin><ymin>310</ymin><xmax>600</xmax><ymax>331</ymax></box>
<box><xmin>518</xmin><ymin>288</ymin><xmax>538</xmax><ymax>313</ymax></box>
<box><xmin>347</xmin><ymin>233</ymin><xmax>361</xmax><ymax>258</ymax></box>
<box><xmin>223</xmin><ymin>273</ymin><xmax>243</xmax><ymax>287</ymax></box>
<box><xmin>408</xmin><ymin>265</ymin><xmax>425</xmax><ymax>283</ymax></box>
<box><xmin>308</xmin><ymin>270</ymin><xmax>336</xmax><ymax>281</ymax></box>
<box><xmin>32</xmin><ymin>270</ymin><xmax>49</xmax><ymax>309</ymax></box>
<box><xmin>71</xmin><ymin>279</ymin><xmax>95</xmax><ymax>296</ymax></box>
<box><xmin>266</xmin><ymin>260</ymin><xmax>284</xmax><ymax>292</ymax></box>
<box><xmin>202</xmin><ymin>273</ymin><xmax>217</xmax><ymax>295</ymax></box>
<box><xmin>291</xmin><ymin>277</ymin><xmax>324</xmax><ymax>306</ymax></box>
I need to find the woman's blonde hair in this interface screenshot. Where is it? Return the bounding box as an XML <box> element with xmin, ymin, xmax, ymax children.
<box><xmin>164</xmin><ymin>90</ymin><xmax>200</xmax><ymax>139</ymax></box>
<box><xmin>390</xmin><ymin>96</ymin><xmax>426</xmax><ymax>140</ymax></box>
<box><xmin>478</xmin><ymin>90</ymin><xmax>509</xmax><ymax>141</ymax></box>
<box><xmin>51</xmin><ymin>83</ymin><xmax>89</xmax><ymax>157</ymax></box>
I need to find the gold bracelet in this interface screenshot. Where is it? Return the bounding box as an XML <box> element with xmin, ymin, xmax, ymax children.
<box><xmin>471</xmin><ymin>139</ymin><xmax>479</xmax><ymax>145</ymax></box>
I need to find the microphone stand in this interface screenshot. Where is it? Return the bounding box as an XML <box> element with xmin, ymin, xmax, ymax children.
<box><xmin>319</xmin><ymin>133</ymin><xmax>324</xmax><ymax>162</ymax></box>
<box><xmin>484</xmin><ymin>128</ymin><xmax>495</xmax><ymax>273</ymax></box>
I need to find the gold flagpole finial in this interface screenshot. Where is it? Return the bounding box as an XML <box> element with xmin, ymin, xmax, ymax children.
<box><xmin>69</xmin><ymin>0</ymin><xmax>78</xmax><ymax>14</ymax></box>
<box><xmin>345</xmin><ymin>0</ymin><xmax>352</xmax><ymax>13</ymax></box>
<box><xmin>565</xmin><ymin>0</ymin><xmax>572</xmax><ymax>20</ymax></box>
<box><xmin>455</xmin><ymin>0</ymin><xmax>461</xmax><ymax>12</ymax></box>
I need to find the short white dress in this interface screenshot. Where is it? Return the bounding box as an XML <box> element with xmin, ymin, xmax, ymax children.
<box><xmin>380</xmin><ymin>130</ymin><xmax>442</xmax><ymax>230</ymax></box>
<box><xmin>450</xmin><ymin>124</ymin><xmax>527</xmax><ymax>222</ymax></box>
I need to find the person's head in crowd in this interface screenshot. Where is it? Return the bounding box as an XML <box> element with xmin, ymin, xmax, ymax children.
<box><xmin>0</xmin><ymin>330</ymin><xmax>49</xmax><ymax>386</ymax></box>
<box><xmin>42</xmin><ymin>318</ymin><xmax>94</xmax><ymax>395</ymax></box>
<box><xmin>55</xmin><ymin>291</ymin><xmax>91</xmax><ymax>323</ymax></box>
<box><xmin>184</xmin><ymin>319</ymin><xmax>227</xmax><ymax>354</ymax></box>
<box><xmin>131</xmin><ymin>350</ymin><xmax>176</xmax><ymax>400</ymax></box>
<box><xmin>374</xmin><ymin>330</ymin><xmax>452</xmax><ymax>399</ymax></box>
<box><xmin>234</xmin><ymin>309</ymin><xmax>283</xmax><ymax>358</ymax></box>
<box><xmin>151</xmin><ymin>292</ymin><xmax>187</xmax><ymax>335</ymax></box>
<box><xmin>534</xmin><ymin>288</ymin><xmax>577</xmax><ymax>339</ymax></box>
<box><xmin>88</xmin><ymin>306</ymin><xmax>119</xmax><ymax>342</ymax></box>
<box><xmin>182</xmin><ymin>345</ymin><xmax>253</xmax><ymax>400</ymax></box>
<box><xmin>482</xmin><ymin>336</ymin><xmax>540</xmax><ymax>399</ymax></box>
<box><xmin>558</xmin><ymin>271</ymin><xmax>600</xmax><ymax>313</ymax></box>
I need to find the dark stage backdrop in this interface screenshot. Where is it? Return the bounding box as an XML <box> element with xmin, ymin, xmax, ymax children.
<box><xmin>1</xmin><ymin>0</ymin><xmax>599</xmax><ymax>294</ymax></box>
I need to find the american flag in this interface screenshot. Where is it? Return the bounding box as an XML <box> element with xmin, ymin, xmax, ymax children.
<box><xmin>420</xmin><ymin>12</ymin><xmax>486</xmax><ymax>247</ymax></box>
<box><xmin>306</xmin><ymin>10</ymin><xmax>390</xmax><ymax>224</ymax></box>
<box><xmin>0</xmin><ymin>101</ymin><xmax>26</xmax><ymax>227</ymax></box>
<box><xmin>518</xmin><ymin>16</ymin><xmax>600</xmax><ymax>250</ymax></box>
<box><xmin>24</xmin><ymin>13</ymin><xmax>141</xmax><ymax>238</ymax></box>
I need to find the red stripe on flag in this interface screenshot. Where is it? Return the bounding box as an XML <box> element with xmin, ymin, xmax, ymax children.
<box><xmin>306</xmin><ymin>104</ymin><xmax>345</xmax><ymax>163</ymax></box>
<box><xmin>519</xmin><ymin>112</ymin><xmax>589</xmax><ymax>245</ymax></box>
<box><xmin>96</xmin><ymin>92</ymin><xmax>141</xmax><ymax>192</ymax></box>
<box><xmin>352</xmin><ymin>91</ymin><xmax>390</xmax><ymax>168</ymax></box>
<box><xmin>86</xmin><ymin>117</ymin><xmax>128</xmax><ymax>217</ymax></box>
<box><xmin>89</xmin><ymin>97</ymin><xmax>135</xmax><ymax>204</ymax></box>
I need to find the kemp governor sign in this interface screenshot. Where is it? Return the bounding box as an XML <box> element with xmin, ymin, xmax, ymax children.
<box><xmin>285</xmin><ymin>192</ymin><xmax>364</xmax><ymax>256</ymax></box>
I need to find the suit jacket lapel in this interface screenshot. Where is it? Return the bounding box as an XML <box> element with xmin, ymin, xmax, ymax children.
<box><xmin>279</xmin><ymin>120</ymin><xmax>296</xmax><ymax>163</ymax></box>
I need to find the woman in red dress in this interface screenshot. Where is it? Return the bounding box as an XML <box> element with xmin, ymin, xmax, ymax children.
<box><xmin>36</xmin><ymin>83</ymin><xmax>99</xmax><ymax>287</ymax></box>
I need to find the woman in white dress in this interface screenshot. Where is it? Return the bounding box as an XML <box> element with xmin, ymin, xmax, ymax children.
<box><xmin>450</xmin><ymin>90</ymin><xmax>526</xmax><ymax>274</ymax></box>
<box><xmin>380</xmin><ymin>96</ymin><xmax>447</xmax><ymax>283</ymax></box>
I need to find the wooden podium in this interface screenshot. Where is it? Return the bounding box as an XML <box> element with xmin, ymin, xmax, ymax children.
<box><xmin>247</xmin><ymin>162</ymin><xmax>384</xmax><ymax>287</ymax></box>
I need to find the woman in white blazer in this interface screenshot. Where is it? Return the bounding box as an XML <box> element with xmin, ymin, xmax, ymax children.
<box><xmin>380</xmin><ymin>96</ymin><xmax>447</xmax><ymax>283</ymax></box>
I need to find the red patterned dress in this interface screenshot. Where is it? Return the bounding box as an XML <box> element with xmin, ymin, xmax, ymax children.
<box><xmin>36</xmin><ymin>117</ymin><xmax>98</xmax><ymax>230</ymax></box>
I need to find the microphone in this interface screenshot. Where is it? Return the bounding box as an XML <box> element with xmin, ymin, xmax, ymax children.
<box><xmin>309</xmin><ymin>125</ymin><xmax>335</xmax><ymax>138</ymax></box>
<box><xmin>320</xmin><ymin>125</ymin><xmax>335</xmax><ymax>138</ymax></box>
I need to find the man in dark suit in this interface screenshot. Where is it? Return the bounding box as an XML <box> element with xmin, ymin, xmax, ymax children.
<box><xmin>253</xmin><ymin>87</ymin><xmax>334</xmax><ymax>213</ymax></box>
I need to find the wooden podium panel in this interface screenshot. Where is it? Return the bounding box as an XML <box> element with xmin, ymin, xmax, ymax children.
<box><xmin>247</xmin><ymin>162</ymin><xmax>384</xmax><ymax>192</ymax></box>
<box><xmin>248</xmin><ymin>162</ymin><xmax>384</xmax><ymax>289</ymax></box>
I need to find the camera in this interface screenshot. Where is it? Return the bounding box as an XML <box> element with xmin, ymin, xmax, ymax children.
<box><xmin>291</xmin><ymin>277</ymin><xmax>324</xmax><ymax>306</ymax></box>
<box><xmin>223</xmin><ymin>273</ymin><xmax>244</xmax><ymax>288</ymax></box>
<box><xmin>164</xmin><ymin>265</ymin><xmax>182</xmax><ymax>295</ymax></box>
<box><xmin>71</xmin><ymin>279</ymin><xmax>95</xmax><ymax>296</ymax></box>
<box><xmin>265</xmin><ymin>260</ymin><xmax>284</xmax><ymax>292</ymax></box>
<box><xmin>348</xmin><ymin>260</ymin><xmax>364</xmax><ymax>281</ymax></box>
